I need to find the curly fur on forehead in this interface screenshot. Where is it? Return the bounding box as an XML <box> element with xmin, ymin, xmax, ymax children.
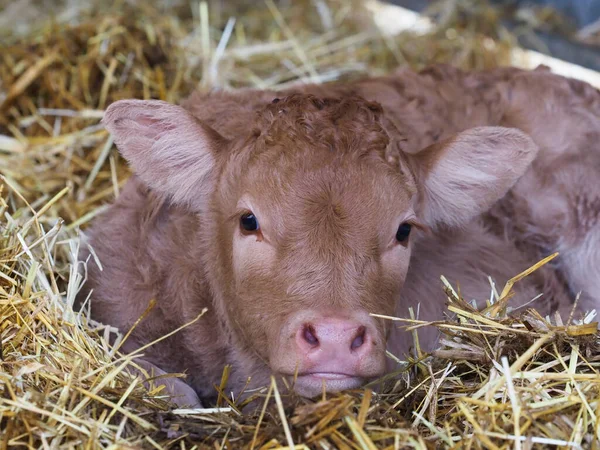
<box><xmin>252</xmin><ymin>93</ymin><xmax>391</xmax><ymax>159</ymax></box>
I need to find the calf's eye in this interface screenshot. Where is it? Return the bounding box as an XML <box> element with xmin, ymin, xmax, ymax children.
<box><xmin>240</xmin><ymin>213</ymin><xmax>260</xmax><ymax>232</ymax></box>
<box><xmin>396</xmin><ymin>222</ymin><xmax>412</xmax><ymax>243</ymax></box>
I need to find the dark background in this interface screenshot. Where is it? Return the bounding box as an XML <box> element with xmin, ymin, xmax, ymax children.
<box><xmin>390</xmin><ymin>0</ymin><xmax>600</xmax><ymax>26</ymax></box>
<box><xmin>390</xmin><ymin>0</ymin><xmax>600</xmax><ymax>71</ymax></box>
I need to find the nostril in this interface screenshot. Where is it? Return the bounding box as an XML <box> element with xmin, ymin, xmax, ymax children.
<box><xmin>351</xmin><ymin>326</ymin><xmax>366</xmax><ymax>350</ymax></box>
<box><xmin>302</xmin><ymin>324</ymin><xmax>319</xmax><ymax>346</ymax></box>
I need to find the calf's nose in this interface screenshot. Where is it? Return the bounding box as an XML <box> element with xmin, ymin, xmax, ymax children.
<box><xmin>272</xmin><ymin>312</ymin><xmax>386</xmax><ymax>396</ymax></box>
<box><xmin>296</xmin><ymin>318</ymin><xmax>372</xmax><ymax>360</ymax></box>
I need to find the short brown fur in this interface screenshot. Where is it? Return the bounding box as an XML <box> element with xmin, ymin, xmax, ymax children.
<box><xmin>79</xmin><ymin>65</ymin><xmax>600</xmax><ymax>406</ymax></box>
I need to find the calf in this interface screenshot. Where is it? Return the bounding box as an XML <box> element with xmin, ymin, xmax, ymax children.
<box><xmin>79</xmin><ymin>64</ymin><xmax>600</xmax><ymax>406</ymax></box>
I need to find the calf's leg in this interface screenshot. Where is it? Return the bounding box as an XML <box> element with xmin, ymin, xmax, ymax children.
<box><xmin>127</xmin><ymin>357</ymin><xmax>203</xmax><ymax>408</ymax></box>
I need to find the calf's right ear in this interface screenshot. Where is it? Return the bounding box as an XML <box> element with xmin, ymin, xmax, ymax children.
<box><xmin>103</xmin><ymin>99</ymin><xmax>226</xmax><ymax>209</ymax></box>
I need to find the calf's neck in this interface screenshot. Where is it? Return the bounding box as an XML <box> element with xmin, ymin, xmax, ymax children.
<box><xmin>79</xmin><ymin>65</ymin><xmax>600</xmax><ymax>406</ymax></box>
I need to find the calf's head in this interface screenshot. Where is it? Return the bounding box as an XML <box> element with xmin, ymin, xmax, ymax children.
<box><xmin>103</xmin><ymin>94</ymin><xmax>537</xmax><ymax>397</ymax></box>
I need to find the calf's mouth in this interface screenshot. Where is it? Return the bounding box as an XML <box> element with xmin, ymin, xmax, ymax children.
<box><xmin>268</xmin><ymin>309</ymin><xmax>388</xmax><ymax>397</ymax></box>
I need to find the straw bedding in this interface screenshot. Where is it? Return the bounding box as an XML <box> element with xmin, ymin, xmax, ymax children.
<box><xmin>1</xmin><ymin>0</ymin><xmax>599</xmax><ymax>448</ymax></box>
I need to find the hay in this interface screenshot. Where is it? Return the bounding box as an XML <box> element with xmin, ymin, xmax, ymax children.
<box><xmin>1</xmin><ymin>0</ymin><xmax>599</xmax><ymax>448</ymax></box>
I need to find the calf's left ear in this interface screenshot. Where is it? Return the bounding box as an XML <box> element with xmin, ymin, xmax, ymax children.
<box><xmin>103</xmin><ymin>99</ymin><xmax>227</xmax><ymax>209</ymax></box>
<box><xmin>407</xmin><ymin>126</ymin><xmax>538</xmax><ymax>229</ymax></box>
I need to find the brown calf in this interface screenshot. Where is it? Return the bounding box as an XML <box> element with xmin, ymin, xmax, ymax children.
<box><xmin>78</xmin><ymin>64</ymin><xmax>599</xmax><ymax>406</ymax></box>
